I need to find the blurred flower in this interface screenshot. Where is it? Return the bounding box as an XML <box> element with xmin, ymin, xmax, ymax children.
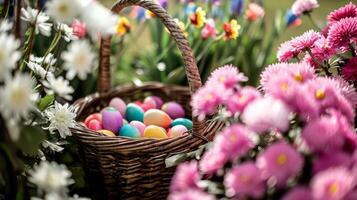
<box><xmin>168</xmin><ymin>189</ymin><xmax>215</xmax><ymax>200</ymax></box>
<box><xmin>199</xmin><ymin>148</ymin><xmax>227</xmax><ymax>174</ymax></box>
<box><xmin>30</xmin><ymin>53</ymin><xmax>57</xmax><ymax>67</ymax></box>
<box><xmin>311</xmin><ymin>167</ymin><xmax>356</xmax><ymax>200</ymax></box>
<box><xmin>43</xmin><ymin>76</ymin><xmax>74</xmax><ymax>100</ymax></box>
<box><xmin>158</xmin><ymin>0</ymin><xmax>168</xmax><ymax>9</ymax></box>
<box><xmin>130</xmin><ymin>6</ymin><xmax>146</xmax><ymax>22</ymax></box>
<box><xmin>0</xmin><ymin>73</ymin><xmax>37</xmax><ymax>121</ymax></box>
<box><xmin>223</xmin><ymin>19</ymin><xmax>240</xmax><ymax>40</ymax></box>
<box><xmin>173</xmin><ymin>18</ymin><xmax>188</xmax><ymax>37</ymax></box>
<box><xmin>214</xmin><ymin>124</ymin><xmax>257</xmax><ymax>160</ymax></box>
<box><xmin>26</xmin><ymin>60</ymin><xmax>53</xmax><ymax>79</ymax></box>
<box><xmin>0</xmin><ymin>20</ymin><xmax>12</xmax><ymax>32</ymax></box>
<box><xmin>310</xmin><ymin>36</ymin><xmax>335</xmax><ymax>63</ymax></box>
<box><xmin>42</xmin><ymin>140</ymin><xmax>64</xmax><ymax>153</ymax></box>
<box><xmin>116</xmin><ymin>17</ymin><xmax>131</xmax><ymax>36</ymax></box>
<box><xmin>71</xmin><ymin>20</ymin><xmax>86</xmax><ymax>39</ymax></box>
<box><xmin>57</xmin><ymin>23</ymin><xmax>75</xmax><ymax>41</ymax></box>
<box><xmin>277</xmin><ymin>40</ymin><xmax>300</xmax><ymax>62</ymax></box>
<box><xmin>224</xmin><ymin>162</ymin><xmax>265</xmax><ymax>199</ymax></box>
<box><xmin>257</xmin><ymin>141</ymin><xmax>303</xmax><ymax>186</ymax></box>
<box><xmin>190</xmin><ymin>7</ymin><xmax>206</xmax><ymax>28</ymax></box>
<box><xmin>61</xmin><ymin>40</ymin><xmax>95</xmax><ymax>80</ymax></box>
<box><xmin>230</xmin><ymin>0</ymin><xmax>244</xmax><ymax>16</ymax></box>
<box><xmin>245</xmin><ymin>3</ymin><xmax>265</xmax><ymax>21</ymax></box>
<box><xmin>45</xmin><ymin>101</ymin><xmax>77</xmax><ymax>139</ymax></box>
<box><xmin>0</xmin><ymin>33</ymin><xmax>20</xmax><ymax>80</ymax></box>
<box><xmin>184</xmin><ymin>3</ymin><xmax>197</xmax><ymax>15</ymax></box>
<box><xmin>242</xmin><ymin>97</ymin><xmax>291</xmax><ymax>133</ymax></box>
<box><xmin>170</xmin><ymin>161</ymin><xmax>199</xmax><ymax>192</ymax></box>
<box><xmin>206</xmin><ymin>65</ymin><xmax>247</xmax><ymax>89</ymax></box>
<box><xmin>29</xmin><ymin>161</ymin><xmax>74</xmax><ymax>194</ymax></box>
<box><xmin>313</xmin><ymin>151</ymin><xmax>350</xmax><ymax>174</ymax></box>
<box><xmin>282</xmin><ymin>187</ymin><xmax>313</xmax><ymax>200</ymax></box>
<box><xmin>46</xmin><ymin>0</ymin><xmax>80</xmax><ymax>24</ymax></box>
<box><xmin>21</xmin><ymin>7</ymin><xmax>52</xmax><ymax>37</ymax></box>
<box><xmin>291</xmin><ymin>0</ymin><xmax>319</xmax><ymax>16</ymax></box>
<box><xmin>327</xmin><ymin>17</ymin><xmax>357</xmax><ymax>52</ymax></box>
<box><xmin>328</xmin><ymin>2</ymin><xmax>357</xmax><ymax>24</ymax></box>
<box><xmin>332</xmin><ymin>76</ymin><xmax>357</xmax><ymax>108</ymax></box>
<box><xmin>285</xmin><ymin>10</ymin><xmax>302</xmax><ymax>28</ymax></box>
<box><xmin>342</xmin><ymin>57</ymin><xmax>357</xmax><ymax>81</ymax></box>
<box><xmin>201</xmin><ymin>19</ymin><xmax>217</xmax><ymax>39</ymax></box>
<box><xmin>225</xmin><ymin>86</ymin><xmax>261</xmax><ymax>114</ymax></box>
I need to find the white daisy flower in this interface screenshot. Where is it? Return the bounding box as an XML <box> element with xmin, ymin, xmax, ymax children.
<box><xmin>27</xmin><ymin>61</ymin><xmax>53</xmax><ymax>79</ymax></box>
<box><xmin>46</xmin><ymin>0</ymin><xmax>81</xmax><ymax>24</ymax></box>
<box><xmin>7</xmin><ymin>119</ymin><xmax>20</xmax><ymax>141</ymax></box>
<box><xmin>0</xmin><ymin>73</ymin><xmax>38</xmax><ymax>121</ymax></box>
<box><xmin>21</xmin><ymin>7</ymin><xmax>52</xmax><ymax>37</ymax></box>
<box><xmin>28</xmin><ymin>161</ymin><xmax>74</xmax><ymax>194</ymax></box>
<box><xmin>43</xmin><ymin>76</ymin><xmax>74</xmax><ymax>100</ymax></box>
<box><xmin>0</xmin><ymin>33</ymin><xmax>21</xmax><ymax>80</ymax></box>
<box><xmin>45</xmin><ymin>102</ymin><xmax>77</xmax><ymax>138</ymax></box>
<box><xmin>0</xmin><ymin>20</ymin><xmax>13</xmax><ymax>32</ymax></box>
<box><xmin>57</xmin><ymin>23</ymin><xmax>76</xmax><ymax>42</ymax></box>
<box><xmin>61</xmin><ymin>40</ymin><xmax>95</xmax><ymax>80</ymax></box>
<box><xmin>42</xmin><ymin>140</ymin><xmax>64</xmax><ymax>152</ymax></box>
<box><xmin>31</xmin><ymin>53</ymin><xmax>57</xmax><ymax>67</ymax></box>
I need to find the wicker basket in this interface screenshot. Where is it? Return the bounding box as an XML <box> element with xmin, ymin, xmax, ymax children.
<box><xmin>70</xmin><ymin>0</ymin><xmax>224</xmax><ymax>199</ymax></box>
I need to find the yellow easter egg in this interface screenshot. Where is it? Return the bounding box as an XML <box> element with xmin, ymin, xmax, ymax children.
<box><xmin>144</xmin><ymin>125</ymin><xmax>168</xmax><ymax>139</ymax></box>
<box><xmin>143</xmin><ymin>109</ymin><xmax>172</xmax><ymax>128</ymax></box>
<box><xmin>97</xmin><ymin>129</ymin><xmax>116</xmax><ymax>137</ymax></box>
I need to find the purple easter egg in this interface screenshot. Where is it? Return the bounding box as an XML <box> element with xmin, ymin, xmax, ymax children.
<box><xmin>150</xmin><ymin>96</ymin><xmax>164</xmax><ymax>109</ymax></box>
<box><xmin>102</xmin><ymin>107</ymin><xmax>123</xmax><ymax>133</ymax></box>
<box><xmin>161</xmin><ymin>102</ymin><xmax>185</xmax><ymax>119</ymax></box>
<box><xmin>129</xmin><ymin>121</ymin><xmax>146</xmax><ymax>136</ymax></box>
<box><xmin>109</xmin><ymin>97</ymin><xmax>127</xmax><ymax>116</ymax></box>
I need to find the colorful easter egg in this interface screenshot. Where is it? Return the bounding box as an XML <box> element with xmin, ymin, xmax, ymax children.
<box><xmin>143</xmin><ymin>96</ymin><xmax>158</xmax><ymax>109</ymax></box>
<box><xmin>97</xmin><ymin>129</ymin><xmax>116</xmax><ymax>137</ymax></box>
<box><xmin>125</xmin><ymin>103</ymin><xmax>144</xmax><ymax>122</ymax></box>
<box><xmin>143</xmin><ymin>109</ymin><xmax>172</xmax><ymax>128</ymax></box>
<box><xmin>168</xmin><ymin>125</ymin><xmax>188</xmax><ymax>138</ymax></box>
<box><xmin>161</xmin><ymin>102</ymin><xmax>185</xmax><ymax>119</ymax></box>
<box><xmin>151</xmin><ymin>96</ymin><xmax>164</xmax><ymax>108</ymax></box>
<box><xmin>87</xmin><ymin>119</ymin><xmax>103</xmax><ymax>131</ymax></box>
<box><xmin>119</xmin><ymin>124</ymin><xmax>141</xmax><ymax>138</ymax></box>
<box><xmin>102</xmin><ymin>107</ymin><xmax>123</xmax><ymax>133</ymax></box>
<box><xmin>144</xmin><ymin>125</ymin><xmax>168</xmax><ymax>139</ymax></box>
<box><xmin>84</xmin><ymin>113</ymin><xmax>101</xmax><ymax>126</ymax></box>
<box><xmin>170</xmin><ymin>118</ymin><xmax>193</xmax><ymax>130</ymax></box>
<box><xmin>129</xmin><ymin>121</ymin><xmax>146</xmax><ymax>136</ymax></box>
<box><xmin>109</xmin><ymin>97</ymin><xmax>127</xmax><ymax>116</ymax></box>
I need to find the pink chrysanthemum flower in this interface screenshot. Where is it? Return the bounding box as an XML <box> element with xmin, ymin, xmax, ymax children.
<box><xmin>224</xmin><ymin>86</ymin><xmax>261</xmax><ymax>114</ymax></box>
<box><xmin>282</xmin><ymin>187</ymin><xmax>313</xmax><ymax>200</ymax></box>
<box><xmin>191</xmin><ymin>85</ymin><xmax>226</xmax><ymax>121</ymax></box>
<box><xmin>342</xmin><ymin>57</ymin><xmax>357</xmax><ymax>81</ymax></box>
<box><xmin>168</xmin><ymin>189</ymin><xmax>215</xmax><ymax>200</ymax></box>
<box><xmin>327</xmin><ymin>17</ymin><xmax>357</xmax><ymax>52</ymax></box>
<box><xmin>311</xmin><ymin>37</ymin><xmax>335</xmax><ymax>62</ymax></box>
<box><xmin>170</xmin><ymin>161</ymin><xmax>199</xmax><ymax>192</ymax></box>
<box><xmin>206</xmin><ymin>65</ymin><xmax>247</xmax><ymax>89</ymax></box>
<box><xmin>214</xmin><ymin>124</ymin><xmax>257</xmax><ymax>160</ymax></box>
<box><xmin>199</xmin><ymin>148</ymin><xmax>227</xmax><ymax>175</ymax></box>
<box><xmin>242</xmin><ymin>97</ymin><xmax>291</xmax><ymax>133</ymax></box>
<box><xmin>311</xmin><ymin>167</ymin><xmax>356</xmax><ymax>200</ymax></box>
<box><xmin>331</xmin><ymin>76</ymin><xmax>357</xmax><ymax>108</ymax></box>
<box><xmin>224</xmin><ymin>162</ymin><xmax>265</xmax><ymax>199</ymax></box>
<box><xmin>328</xmin><ymin>3</ymin><xmax>357</xmax><ymax>24</ymax></box>
<box><xmin>277</xmin><ymin>30</ymin><xmax>321</xmax><ymax>61</ymax></box>
<box><xmin>313</xmin><ymin>151</ymin><xmax>350</xmax><ymax>174</ymax></box>
<box><xmin>260</xmin><ymin>63</ymin><xmax>291</xmax><ymax>87</ymax></box>
<box><xmin>292</xmin><ymin>0</ymin><xmax>319</xmax><ymax>16</ymax></box>
<box><xmin>257</xmin><ymin>141</ymin><xmax>303</xmax><ymax>186</ymax></box>
<box><xmin>201</xmin><ymin>19</ymin><xmax>217</xmax><ymax>39</ymax></box>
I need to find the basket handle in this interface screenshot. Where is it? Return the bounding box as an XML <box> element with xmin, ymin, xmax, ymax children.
<box><xmin>98</xmin><ymin>0</ymin><xmax>206</xmax><ymax>134</ymax></box>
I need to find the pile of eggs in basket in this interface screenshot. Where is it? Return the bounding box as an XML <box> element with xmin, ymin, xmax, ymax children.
<box><xmin>83</xmin><ymin>96</ymin><xmax>193</xmax><ymax>139</ymax></box>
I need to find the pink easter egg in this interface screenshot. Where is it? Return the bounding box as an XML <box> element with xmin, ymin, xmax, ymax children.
<box><xmin>109</xmin><ymin>97</ymin><xmax>127</xmax><ymax>116</ymax></box>
<box><xmin>87</xmin><ymin>119</ymin><xmax>103</xmax><ymax>131</ymax></box>
<box><xmin>102</xmin><ymin>107</ymin><xmax>123</xmax><ymax>133</ymax></box>
<box><xmin>161</xmin><ymin>102</ymin><xmax>185</xmax><ymax>119</ymax></box>
<box><xmin>129</xmin><ymin>120</ymin><xmax>146</xmax><ymax>136</ymax></box>
<box><xmin>151</xmin><ymin>96</ymin><xmax>164</xmax><ymax>108</ymax></box>
<box><xmin>84</xmin><ymin>113</ymin><xmax>101</xmax><ymax>126</ymax></box>
<box><xmin>143</xmin><ymin>97</ymin><xmax>158</xmax><ymax>109</ymax></box>
<box><xmin>168</xmin><ymin>125</ymin><xmax>188</xmax><ymax>138</ymax></box>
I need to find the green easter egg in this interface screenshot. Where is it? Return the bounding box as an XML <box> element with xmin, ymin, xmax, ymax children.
<box><xmin>170</xmin><ymin>118</ymin><xmax>193</xmax><ymax>130</ymax></box>
<box><xmin>119</xmin><ymin>124</ymin><xmax>141</xmax><ymax>138</ymax></box>
<box><xmin>125</xmin><ymin>103</ymin><xmax>144</xmax><ymax>122</ymax></box>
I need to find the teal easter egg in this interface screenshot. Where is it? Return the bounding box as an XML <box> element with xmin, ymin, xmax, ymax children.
<box><xmin>144</xmin><ymin>109</ymin><xmax>172</xmax><ymax>128</ymax></box>
<box><xmin>170</xmin><ymin>118</ymin><xmax>193</xmax><ymax>130</ymax></box>
<box><xmin>168</xmin><ymin>125</ymin><xmax>188</xmax><ymax>138</ymax></box>
<box><xmin>119</xmin><ymin>124</ymin><xmax>141</xmax><ymax>138</ymax></box>
<box><xmin>125</xmin><ymin>103</ymin><xmax>144</xmax><ymax>122</ymax></box>
<box><xmin>129</xmin><ymin>121</ymin><xmax>146</xmax><ymax>136</ymax></box>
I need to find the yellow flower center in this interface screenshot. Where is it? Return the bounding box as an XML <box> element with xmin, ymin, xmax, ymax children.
<box><xmin>280</xmin><ymin>83</ymin><xmax>289</xmax><ymax>91</ymax></box>
<box><xmin>294</xmin><ymin>72</ymin><xmax>303</xmax><ymax>82</ymax></box>
<box><xmin>205</xmin><ymin>93</ymin><xmax>213</xmax><ymax>100</ymax></box>
<box><xmin>58</xmin><ymin>3</ymin><xmax>69</xmax><ymax>15</ymax></box>
<box><xmin>315</xmin><ymin>89</ymin><xmax>325</xmax><ymax>100</ymax></box>
<box><xmin>229</xmin><ymin>134</ymin><xmax>237</xmax><ymax>142</ymax></box>
<box><xmin>328</xmin><ymin>183</ymin><xmax>339</xmax><ymax>196</ymax></box>
<box><xmin>10</xmin><ymin>87</ymin><xmax>26</xmax><ymax>105</ymax></box>
<box><xmin>239</xmin><ymin>174</ymin><xmax>250</xmax><ymax>183</ymax></box>
<box><xmin>276</xmin><ymin>154</ymin><xmax>287</xmax><ymax>165</ymax></box>
<box><xmin>116</xmin><ymin>17</ymin><xmax>131</xmax><ymax>36</ymax></box>
<box><xmin>55</xmin><ymin>111</ymin><xmax>68</xmax><ymax>124</ymax></box>
<box><xmin>239</xmin><ymin>95</ymin><xmax>247</xmax><ymax>103</ymax></box>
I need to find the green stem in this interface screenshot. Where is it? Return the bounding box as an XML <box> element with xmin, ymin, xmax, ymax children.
<box><xmin>0</xmin><ymin>0</ymin><xmax>10</xmax><ymax>19</ymax></box>
<box><xmin>306</xmin><ymin>13</ymin><xmax>321</xmax><ymax>31</ymax></box>
<box><xmin>307</xmin><ymin>49</ymin><xmax>330</xmax><ymax>75</ymax></box>
<box><xmin>19</xmin><ymin>26</ymin><xmax>36</xmax><ymax>71</ymax></box>
<box><xmin>349</xmin><ymin>44</ymin><xmax>356</xmax><ymax>57</ymax></box>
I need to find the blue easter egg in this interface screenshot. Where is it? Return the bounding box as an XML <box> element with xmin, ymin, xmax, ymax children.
<box><xmin>125</xmin><ymin>103</ymin><xmax>144</xmax><ymax>122</ymax></box>
<box><xmin>170</xmin><ymin>118</ymin><xmax>193</xmax><ymax>130</ymax></box>
<box><xmin>119</xmin><ymin>124</ymin><xmax>141</xmax><ymax>138</ymax></box>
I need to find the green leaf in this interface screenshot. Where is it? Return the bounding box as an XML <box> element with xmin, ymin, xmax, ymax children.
<box><xmin>165</xmin><ymin>153</ymin><xmax>188</xmax><ymax>168</ymax></box>
<box><xmin>16</xmin><ymin>126</ymin><xmax>46</xmax><ymax>156</ymax></box>
<box><xmin>38</xmin><ymin>94</ymin><xmax>55</xmax><ymax>111</ymax></box>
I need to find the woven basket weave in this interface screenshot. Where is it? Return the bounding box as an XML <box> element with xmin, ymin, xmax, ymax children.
<box><xmin>70</xmin><ymin>0</ymin><xmax>224</xmax><ymax>199</ymax></box>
